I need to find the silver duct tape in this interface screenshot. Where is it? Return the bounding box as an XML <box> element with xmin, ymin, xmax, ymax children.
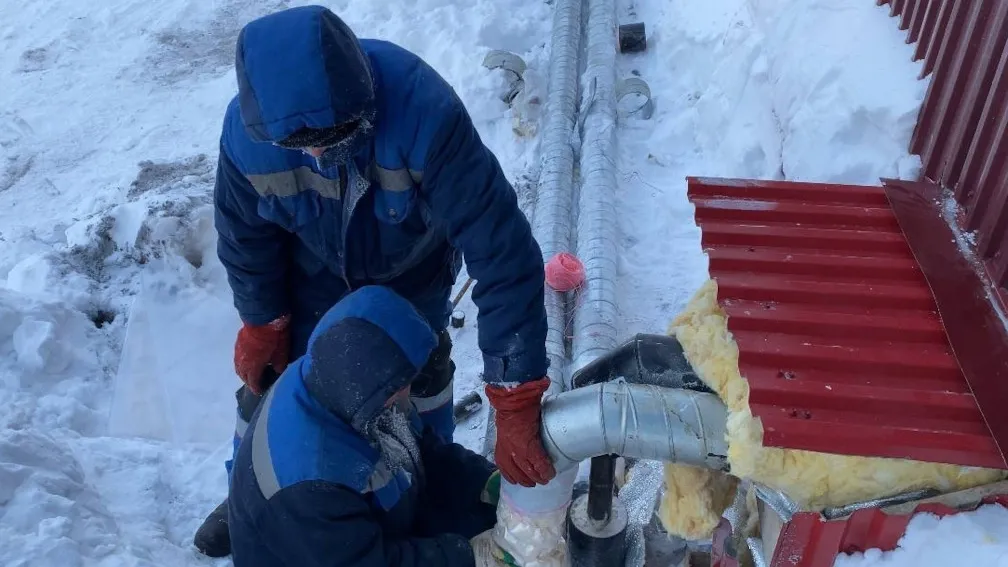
<box><xmin>821</xmin><ymin>488</ymin><xmax>942</xmax><ymax>520</ymax></box>
<box><xmin>754</xmin><ymin>483</ymin><xmax>942</xmax><ymax>521</ymax></box>
<box><xmin>620</xmin><ymin>460</ymin><xmax>687</xmax><ymax>567</ymax></box>
<box><xmin>625</xmin><ymin>524</ymin><xmax>645</xmax><ymax>567</ymax></box>
<box><xmin>746</xmin><ymin>537</ymin><xmax>769</xmax><ymax>567</ymax></box>
<box><xmin>540</xmin><ymin>382</ymin><xmax>730</xmax><ymax>472</ymax></box>
<box><xmin>722</xmin><ymin>479</ymin><xmax>748</xmax><ymax>531</ymax></box>
<box><xmin>753</xmin><ymin>484</ymin><xmax>801</xmax><ymax>523</ymax></box>
<box><xmin>749</xmin><ymin>485</ymin><xmax>942</xmax><ymax>564</ymax></box>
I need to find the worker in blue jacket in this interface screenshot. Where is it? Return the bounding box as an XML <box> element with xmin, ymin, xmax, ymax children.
<box><xmin>228</xmin><ymin>286</ymin><xmax>518</xmax><ymax>567</ymax></box>
<box><xmin>196</xmin><ymin>4</ymin><xmax>557</xmax><ymax>557</ymax></box>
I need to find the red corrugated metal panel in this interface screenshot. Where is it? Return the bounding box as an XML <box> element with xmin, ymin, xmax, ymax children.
<box><xmin>770</xmin><ymin>494</ymin><xmax>1008</xmax><ymax>567</ymax></box>
<box><xmin>687</xmin><ymin>176</ymin><xmax>1004</xmax><ymax>468</ymax></box>
<box><xmin>878</xmin><ymin>0</ymin><xmax>1008</xmax><ymax>302</ymax></box>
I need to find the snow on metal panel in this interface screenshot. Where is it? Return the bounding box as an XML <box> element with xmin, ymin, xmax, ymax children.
<box><xmin>687</xmin><ymin>176</ymin><xmax>1003</xmax><ymax>468</ymax></box>
<box><xmin>770</xmin><ymin>494</ymin><xmax>1008</xmax><ymax>567</ymax></box>
<box><xmin>879</xmin><ymin>0</ymin><xmax>1008</xmax><ymax>302</ymax></box>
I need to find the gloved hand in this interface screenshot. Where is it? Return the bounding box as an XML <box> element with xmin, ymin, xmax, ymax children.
<box><xmin>471</xmin><ymin>529</ymin><xmax>519</xmax><ymax>567</ymax></box>
<box><xmin>484</xmin><ymin>377</ymin><xmax>556</xmax><ymax>487</ymax></box>
<box><xmin>234</xmin><ymin>314</ymin><xmax>291</xmax><ymax>394</ymax></box>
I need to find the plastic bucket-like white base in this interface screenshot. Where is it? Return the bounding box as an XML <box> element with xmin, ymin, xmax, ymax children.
<box><xmin>494</xmin><ymin>467</ymin><xmax>579</xmax><ymax>567</ymax></box>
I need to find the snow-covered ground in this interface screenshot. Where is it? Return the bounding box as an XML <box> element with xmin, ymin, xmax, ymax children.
<box><xmin>834</xmin><ymin>503</ymin><xmax>1008</xmax><ymax>567</ymax></box>
<box><xmin>1</xmin><ymin>0</ymin><xmax>969</xmax><ymax>565</ymax></box>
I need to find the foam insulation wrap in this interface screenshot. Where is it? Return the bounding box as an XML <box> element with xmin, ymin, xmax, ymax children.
<box><xmin>657</xmin><ymin>279</ymin><xmax>1007</xmax><ymax>540</ymax></box>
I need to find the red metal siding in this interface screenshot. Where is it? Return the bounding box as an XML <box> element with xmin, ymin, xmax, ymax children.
<box><xmin>687</xmin><ymin>176</ymin><xmax>1003</xmax><ymax>468</ymax></box>
<box><xmin>770</xmin><ymin>494</ymin><xmax>1008</xmax><ymax>567</ymax></box>
<box><xmin>878</xmin><ymin>0</ymin><xmax>1008</xmax><ymax>302</ymax></box>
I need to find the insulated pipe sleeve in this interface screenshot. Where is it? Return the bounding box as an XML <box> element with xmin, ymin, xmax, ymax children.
<box><xmin>572</xmin><ymin>0</ymin><xmax>621</xmax><ymax>372</ymax></box>
<box><xmin>539</xmin><ymin>381</ymin><xmax>730</xmax><ymax>474</ymax></box>
<box><xmin>532</xmin><ymin>0</ymin><xmax>583</xmax><ymax>395</ymax></box>
<box><xmin>481</xmin><ymin>0</ymin><xmax>583</xmax><ymax>459</ymax></box>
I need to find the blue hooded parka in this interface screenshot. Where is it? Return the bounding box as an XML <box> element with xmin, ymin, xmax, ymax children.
<box><xmin>214</xmin><ymin>5</ymin><xmax>549</xmax><ymax>387</ymax></box>
<box><xmin>228</xmin><ymin>286</ymin><xmax>498</xmax><ymax>567</ymax></box>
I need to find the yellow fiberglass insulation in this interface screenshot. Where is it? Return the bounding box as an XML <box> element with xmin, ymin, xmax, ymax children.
<box><xmin>657</xmin><ymin>279</ymin><xmax>1007</xmax><ymax>540</ymax></box>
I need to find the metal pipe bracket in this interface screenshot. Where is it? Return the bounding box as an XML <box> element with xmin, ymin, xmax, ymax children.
<box><xmin>616</xmin><ymin>76</ymin><xmax>654</xmax><ymax>120</ymax></box>
<box><xmin>482</xmin><ymin>49</ymin><xmax>528</xmax><ymax>106</ymax></box>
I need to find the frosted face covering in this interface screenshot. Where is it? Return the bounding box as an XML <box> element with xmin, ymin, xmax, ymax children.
<box><xmin>274</xmin><ymin>109</ymin><xmax>377</xmax><ymax>171</ymax></box>
<box><xmin>364</xmin><ymin>405</ymin><xmax>420</xmax><ymax>474</ymax></box>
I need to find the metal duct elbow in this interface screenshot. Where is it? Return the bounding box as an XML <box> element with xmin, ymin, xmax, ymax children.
<box><xmin>539</xmin><ymin>381</ymin><xmax>730</xmax><ymax>473</ymax></box>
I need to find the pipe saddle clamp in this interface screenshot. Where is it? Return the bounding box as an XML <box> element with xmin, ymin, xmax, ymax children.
<box><xmin>616</xmin><ymin>76</ymin><xmax>654</xmax><ymax>120</ymax></box>
<box><xmin>481</xmin><ymin>49</ymin><xmax>528</xmax><ymax>106</ymax></box>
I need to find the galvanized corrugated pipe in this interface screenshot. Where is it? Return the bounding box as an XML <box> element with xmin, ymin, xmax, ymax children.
<box><xmin>481</xmin><ymin>0</ymin><xmax>583</xmax><ymax>459</ymax></box>
<box><xmin>532</xmin><ymin>0</ymin><xmax>584</xmax><ymax>395</ymax></box>
<box><xmin>539</xmin><ymin>381</ymin><xmax>730</xmax><ymax>474</ymax></box>
<box><xmin>572</xmin><ymin>0</ymin><xmax>620</xmax><ymax>371</ymax></box>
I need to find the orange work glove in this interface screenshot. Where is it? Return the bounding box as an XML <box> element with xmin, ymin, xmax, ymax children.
<box><xmin>234</xmin><ymin>314</ymin><xmax>291</xmax><ymax>394</ymax></box>
<box><xmin>484</xmin><ymin>377</ymin><xmax>557</xmax><ymax>487</ymax></box>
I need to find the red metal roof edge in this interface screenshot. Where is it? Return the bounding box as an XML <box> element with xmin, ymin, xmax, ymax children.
<box><xmin>770</xmin><ymin>494</ymin><xmax>1008</xmax><ymax>567</ymax></box>
<box><xmin>686</xmin><ymin>176</ymin><xmax>1002</xmax><ymax>468</ymax></box>
<box><xmin>882</xmin><ymin>178</ymin><xmax>1008</xmax><ymax>467</ymax></box>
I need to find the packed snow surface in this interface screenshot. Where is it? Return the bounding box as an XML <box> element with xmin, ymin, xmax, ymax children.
<box><xmin>0</xmin><ymin>0</ymin><xmax>945</xmax><ymax>564</ymax></box>
<box><xmin>833</xmin><ymin>504</ymin><xmax>1008</xmax><ymax>567</ymax></box>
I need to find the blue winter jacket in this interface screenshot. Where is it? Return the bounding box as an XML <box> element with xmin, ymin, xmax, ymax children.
<box><xmin>214</xmin><ymin>5</ymin><xmax>548</xmax><ymax>383</ymax></box>
<box><xmin>228</xmin><ymin>286</ymin><xmax>497</xmax><ymax>567</ymax></box>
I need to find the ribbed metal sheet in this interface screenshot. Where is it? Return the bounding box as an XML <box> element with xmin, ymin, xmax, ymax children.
<box><xmin>687</xmin><ymin>176</ymin><xmax>1003</xmax><ymax>468</ymax></box>
<box><xmin>879</xmin><ymin>0</ymin><xmax>1008</xmax><ymax>307</ymax></box>
<box><xmin>770</xmin><ymin>494</ymin><xmax>1008</xmax><ymax>567</ymax></box>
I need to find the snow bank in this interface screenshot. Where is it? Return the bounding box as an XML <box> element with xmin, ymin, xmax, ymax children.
<box><xmin>834</xmin><ymin>504</ymin><xmax>1008</xmax><ymax>567</ymax></box>
<box><xmin>0</xmin><ymin>288</ymin><xmax>104</xmax><ymax>435</ymax></box>
<box><xmin>611</xmin><ymin>0</ymin><xmax>930</xmax><ymax>346</ymax></box>
<box><xmin>748</xmin><ymin>0</ymin><xmax>927</xmax><ymax>184</ymax></box>
<box><xmin>0</xmin><ymin>430</ymin><xmax>118</xmax><ymax>567</ymax></box>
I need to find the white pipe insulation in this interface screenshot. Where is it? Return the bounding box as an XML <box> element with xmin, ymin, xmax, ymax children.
<box><xmin>572</xmin><ymin>0</ymin><xmax>620</xmax><ymax>370</ymax></box>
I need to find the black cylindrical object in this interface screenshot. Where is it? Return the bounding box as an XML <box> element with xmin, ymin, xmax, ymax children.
<box><xmin>618</xmin><ymin>22</ymin><xmax>647</xmax><ymax>53</ymax></box>
<box><xmin>587</xmin><ymin>455</ymin><xmax>616</xmax><ymax>522</ymax></box>
<box><xmin>452</xmin><ymin>391</ymin><xmax>483</xmax><ymax>424</ymax></box>
<box><xmin>568</xmin><ymin>491</ymin><xmax>629</xmax><ymax>567</ymax></box>
<box><xmin>450</xmin><ymin>310</ymin><xmax>466</xmax><ymax>328</ymax></box>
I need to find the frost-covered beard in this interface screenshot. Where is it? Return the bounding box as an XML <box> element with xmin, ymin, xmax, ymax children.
<box><xmin>363</xmin><ymin>405</ymin><xmax>421</xmax><ymax>476</ymax></box>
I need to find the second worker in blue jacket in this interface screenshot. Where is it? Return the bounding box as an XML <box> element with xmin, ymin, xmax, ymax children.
<box><xmin>196</xmin><ymin>4</ymin><xmax>557</xmax><ymax>557</ymax></box>
<box><xmin>228</xmin><ymin>286</ymin><xmax>517</xmax><ymax>567</ymax></box>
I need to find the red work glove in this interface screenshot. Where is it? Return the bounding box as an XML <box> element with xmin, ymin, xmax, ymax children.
<box><xmin>234</xmin><ymin>314</ymin><xmax>291</xmax><ymax>394</ymax></box>
<box><xmin>485</xmin><ymin>377</ymin><xmax>557</xmax><ymax>487</ymax></box>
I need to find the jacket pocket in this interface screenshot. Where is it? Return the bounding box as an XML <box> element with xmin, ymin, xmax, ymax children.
<box><xmin>373</xmin><ymin>187</ymin><xmax>417</xmax><ymax>225</ymax></box>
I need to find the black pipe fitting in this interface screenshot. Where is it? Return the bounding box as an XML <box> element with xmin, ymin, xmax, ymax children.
<box><xmin>570</xmin><ymin>333</ymin><xmax>712</xmax><ymax>393</ymax></box>
<box><xmin>568</xmin><ymin>490</ymin><xmax>629</xmax><ymax>567</ymax></box>
<box><xmin>618</xmin><ymin>22</ymin><xmax>647</xmax><ymax>53</ymax></box>
<box><xmin>586</xmin><ymin>455</ymin><xmax>616</xmax><ymax>523</ymax></box>
<box><xmin>565</xmin><ymin>334</ymin><xmax>712</xmax><ymax>566</ymax></box>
